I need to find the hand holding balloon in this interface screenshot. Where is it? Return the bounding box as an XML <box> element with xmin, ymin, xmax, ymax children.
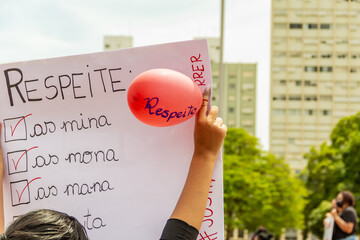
<box><xmin>127</xmin><ymin>69</ymin><xmax>203</xmax><ymax>127</ymax></box>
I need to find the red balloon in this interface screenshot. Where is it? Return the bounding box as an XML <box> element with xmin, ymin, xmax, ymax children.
<box><xmin>127</xmin><ymin>69</ymin><xmax>203</xmax><ymax>127</ymax></box>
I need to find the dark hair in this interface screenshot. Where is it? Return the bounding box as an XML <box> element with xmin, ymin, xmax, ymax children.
<box><xmin>253</xmin><ymin>227</ymin><xmax>273</xmax><ymax>240</ymax></box>
<box><xmin>341</xmin><ymin>191</ymin><xmax>355</xmax><ymax>207</ymax></box>
<box><xmin>3</xmin><ymin>209</ymin><xmax>88</xmax><ymax>240</ymax></box>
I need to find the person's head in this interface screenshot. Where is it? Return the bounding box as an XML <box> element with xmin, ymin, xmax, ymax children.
<box><xmin>336</xmin><ymin>191</ymin><xmax>355</xmax><ymax>210</ymax></box>
<box><xmin>1</xmin><ymin>209</ymin><xmax>88</xmax><ymax>240</ymax></box>
<box><xmin>253</xmin><ymin>227</ymin><xmax>273</xmax><ymax>240</ymax></box>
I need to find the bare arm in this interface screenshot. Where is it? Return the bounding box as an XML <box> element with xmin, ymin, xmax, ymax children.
<box><xmin>331</xmin><ymin>208</ymin><xmax>354</xmax><ymax>234</ymax></box>
<box><xmin>0</xmin><ymin>123</ymin><xmax>4</xmax><ymax>233</ymax></box>
<box><xmin>170</xmin><ymin>87</ymin><xmax>227</xmax><ymax>230</ymax></box>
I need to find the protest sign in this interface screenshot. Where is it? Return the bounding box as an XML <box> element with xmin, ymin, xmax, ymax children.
<box><xmin>323</xmin><ymin>215</ymin><xmax>334</xmax><ymax>240</ymax></box>
<box><xmin>0</xmin><ymin>39</ymin><xmax>224</xmax><ymax>239</ymax></box>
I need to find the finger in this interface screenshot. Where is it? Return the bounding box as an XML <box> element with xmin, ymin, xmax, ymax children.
<box><xmin>214</xmin><ymin>117</ymin><xmax>224</xmax><ymax>126</ymax></box>
<box><xmin>208</xmin><ymin>106</ymin><xmax>219</xmax><ymax>122</ymax></box>
<box><xmin>222</xmin><ymin>124</ymin><xmax>227</xmax><ymax>132</ymax></box>
<box><xmin>199</xmin><ymin>86</ymin><xmax>211</xmax><ymax>118</ymax></box>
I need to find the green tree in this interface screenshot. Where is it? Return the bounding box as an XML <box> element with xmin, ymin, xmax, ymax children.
<box><xmin>302</xmin><ymin>143</ymin><xmax>344</xmax><ymax>237</ymax></box>
<box><xmin>303</xmin><ymin>112</ymin><xmax>360</xmax><ymax>238</ymax></box>
<box><xmin>224</xmin><ymin>128</ymin><xmax>306</xmax><ymax>239</ymax></box>
<box><xmin>308</xmin><ymin>200</ymin><xmax>332</xmax><ymax>238</ymax></box>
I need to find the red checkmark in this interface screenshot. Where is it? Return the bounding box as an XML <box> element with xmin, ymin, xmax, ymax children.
<box><xmin>11</xmin><ymin>146</ymin><xmax>38</xmax><ymax>171</ymax></box>
<box><xmin>10</xmin><ymin>114</ymin><xmax>32</xmax><ymax>136</ymax></box>
<box><xmin>15</xmin><ymin>177</ymin><xmax>41</xmax><ymax>203</ymax></box>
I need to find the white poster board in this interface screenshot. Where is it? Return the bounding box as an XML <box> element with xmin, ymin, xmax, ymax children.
<box><xmin>323</xmin><ymin>216</ymin><xmax>334</xmax><ymax>240</ymax></box>
<box><xmin>0</xmin><ymin>40</ymin><xmax>224</xmax><ymax>239</ymax></box>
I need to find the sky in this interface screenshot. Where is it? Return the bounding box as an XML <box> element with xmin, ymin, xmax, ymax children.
<box><xmin>0</xmin><ymin>0</ymin><xmax>271</xmax><ymax>150</ymax></box>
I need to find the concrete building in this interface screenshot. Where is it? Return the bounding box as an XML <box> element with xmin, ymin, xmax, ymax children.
<box><xmin>103</xmin><ymin>35</ymin><xmax>133</xmax><ymax>50</ymax></box>
<box><xmin>194</xmin><ymin>37</ymin><xmax>221</xmax><ymax>63</ymax></box>
<box><xmin>212</xmin><ymin>62</ymin><xmax>257</xmax><ymax>136</ymax></box>
<box><xmin>270</xmin><ymin>0</ymin><xmax>360</xmax><ymax>173</ymax></box>
<box><xmin>195</xmin><ymin>37</ymin><xmax>257</xmax><ymax>135</ymax></box>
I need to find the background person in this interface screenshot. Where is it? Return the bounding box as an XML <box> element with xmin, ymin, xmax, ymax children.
<box><xmin>331</xmin><ymin>191</ymin><xmax>358</xmax><ymax>240</ymax></box>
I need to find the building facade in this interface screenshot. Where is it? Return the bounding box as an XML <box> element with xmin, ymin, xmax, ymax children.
<box><xmin>270</xmin><ymin>0</ymin><xmax>360</xmax><ymax>172</ymax></box>
<box><xmin>103</xmin><ymin>35</ymin><xmax>133</xmax><ymax>50</ymax></box>
<box><xmin>211</xmin><ymin>62</ymin><xmax>257</xmax><ymax>136</ymax></box>
<box><xmin>194</xmin><ymin>37</ymin><xmax>257</xmax><ymax>135</ymax></box>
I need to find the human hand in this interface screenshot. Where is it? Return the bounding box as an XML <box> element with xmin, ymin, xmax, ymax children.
<box><xmin>193</xmin><ymin>87</ymin><xmax>227</xmax><ymax>159</ymax></box>
<box><xmin>331</xmin><ymin>208</ymin><xmax>338</xmax><ymax>218</ymax></box>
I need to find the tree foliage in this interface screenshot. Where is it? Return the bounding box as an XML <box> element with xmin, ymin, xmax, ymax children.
<box><xmin>303</xmin><ymin>112</ymin><xmax>360</xmax><ymax>238</ymax></box>
<box><xmin>308</xmin><ymin>201</ymin><xmax>332</xmax><ymax>238</ymax></box>
<box><xmin>223</xmin><ymin>128</ymin><xmax>306</xmax><ymax>238</ymax></box>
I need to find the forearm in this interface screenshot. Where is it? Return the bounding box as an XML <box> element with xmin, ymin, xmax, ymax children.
<box><xmin>334</xmin><ymin>215</ymin><xmax>354</xmax><ymax>234</ymax></box>
<box><xmin>170</xmin><ymin>152</ymin><xmax>217</xmax><ymax>230</ymax></box>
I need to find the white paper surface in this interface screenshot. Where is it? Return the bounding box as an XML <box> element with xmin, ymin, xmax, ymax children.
<box><xmin>0</xmin><ymin>39</ymin><xmax>224</xmax><ymax>239</ymax></box>
<box><xmin>323</xmin><ymin>216</ymin><xmax>334</xmax><ymax>240</ymax></box>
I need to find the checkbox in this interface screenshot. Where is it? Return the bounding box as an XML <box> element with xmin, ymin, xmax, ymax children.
<box><xmin>3</xmin><ymin>115</ymin><xmax>30</xmax><ymax>142</ymax></box>
<box><xmin>7</xmin><ymin>150</ymin><xmax>29</xmax><ymax>175</ymax></box>
<box><xmin>10</xmin><ymin>179</ymin><xmax>31</xmax><ymax>206</ymax></box>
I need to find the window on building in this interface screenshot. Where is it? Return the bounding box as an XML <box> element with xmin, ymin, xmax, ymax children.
<box><xmin>336</xmin><ymin>24</ymin><xmax>347</xmax><ymax>29</ymax></box>
<box><xmin>305</xmin><ymin>66</ymin><xmax>318</xmax><ymax>72</ymax></box>
<box><xmin>212</xmin><ymin>96</ymin><xmax>216</xmax><ymax>101</ymax></box>
<box><xmin>336</xmin><ymin>39</ymin><xmax>348</xmax><ymax>44</ymax></box>
<box><xmin>320</xmin><ymin>24</ymin><xmax>332</xmax><ymax>29</ymax></box>
<box><xmin>274</xmin><ymin>10</ymin><xmax>287</xmax><ymax>16</ymax></box>
<box><xmin>350</xmin><ymin>68</ymin><xmax>357</xmax><ymax>73</ymax></box>
<box><xmin>228</xmin><ymin>95</ymin><xmax>236</xmax><ymax>101</ymax></box>
<box><xmin>243</xmin><ymin>71</ymin><xmax>255</xmax><ymax>78</ymax></box>
<box><xmin>272</xmin><ymin>67</ymin><xmax>286</xmax><ymax>72</ymax></box>
<box><xmin>275</xmin><ymin>23</ymin><xmax>287</xmax><ymax>29</ymax></box>
<box><xmin>305</xmin><ymin>95</ymin><xmax>317</xmax><ymax>101</ymax></box>
<box><xmin>304</xmin><ymin>53</ymin><xmax>317</xmax><ymax>58</ymax></box>
<box><xmin>273</xmin><ymin>38</ymin><xmax>286</xmax><ymax>45</ymax></box>
<box><xmin>273</xmin><ymin>95</ymin><xmax>286</xmax><ymax>101</ymax></box>
<box><xmin>322</xmin><ymin>110</ymin><xmax>332</xmax><ymax>116</ymax></box>
<box><xmin>243</xmin><ymin>83</ymin><xmax>254</xmax><ymax>90</ymax></box>
<box><xmin>229</xmin><ymin>83</ymin><xmax>236</xmax><ymax>89</ymax></box>
<box><xmin>304</xmin><ymin>109</ymin><xmax>316</xmax><ymax>116</ymax></box>
<box><xmin>337</xmin><ymin>54</ymin><xmax>347</xmax><ymax>58</ymax></box>
<box><xmin>321</xmin><ymin>54</ymin><xmax>332</xmax><ymax>58</ymax></box>
<box><xmin>290</xmin><ymin>23</ymin><xmax>303</xmax><ymax>29</ymax></box>
<box><xmin>320</xmin><ymin>66</ymin><xmax>333</xmax><ymax>72</ymax></box>
<box><xmin>228</xmin><ymin>107</ymin><xmax>235</xmax><ymax>113</ymax></box>
<box><xmin>306</xmin><ymin>23</ymin><xmax>318</xmax><ymax>29</ymax></box>
<box><xmin>335</xmin><ymin>67</ymin><xmax>348</xmax><ymax>73</ymax></box>
<box><xmin>288</xmin><ymin>138</ymin><xmax>295</xmax><ymax>144</ymax></box>
<box><xmin>242</xmin><ymin>120</ymin><xmax>253</xmax><ymax>126</ymax></box>
<box><xmin>242</xmin><ymin>108</ymin><xmax>254</xmax><ymax>114</ymax></box>
<box><xmin>280</xmin><ymin>80</ymin><xmax>287</xmax><ymax>85</ymax></box>
<box><xmin>320</xmin><ymin>95</ymin><xmax>332</xmax><ymax>101</ymax></box>
<box><xmin>288</xmin><ymin>109</ymin><xmax>301</xmax><ymax>115</ymax></box>
<box><xmin>289</xmin><ymin>52</ymin><xmax>302</xmax><ymax>58</ymax></box>
<box><xmin>273</xmin><ymin>109</ymin><xmax>286</xmax><ymax>115</ymax></box>
<box><xmin>304</xmin><ymin>80</ymin><xmax>317</xmax><ymax>86</ymax></box>
<box><xmin>243</xmin><ymin>96</ymin><xmax>253</xmax><ymax>102</ymax></box>
<box><xmin>295</xmin><ymin>80</ymin><xmax>302</xmax><ymax>86</ymax></box>
<box><xmin>289</xmin><ymin>95</ymin><xmax>302</xmax><ymax>101</ymax></box>
<box><xmin>274</xmin><ymin>52</ymin><xmax>286</xmax><ymax>58</ymax></box>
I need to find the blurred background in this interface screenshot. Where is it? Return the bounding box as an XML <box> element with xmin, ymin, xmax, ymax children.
<box><xmin>2</xmin><ymin>1</ymin><xmax>360</xmax><ymax>240</ymax></box>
